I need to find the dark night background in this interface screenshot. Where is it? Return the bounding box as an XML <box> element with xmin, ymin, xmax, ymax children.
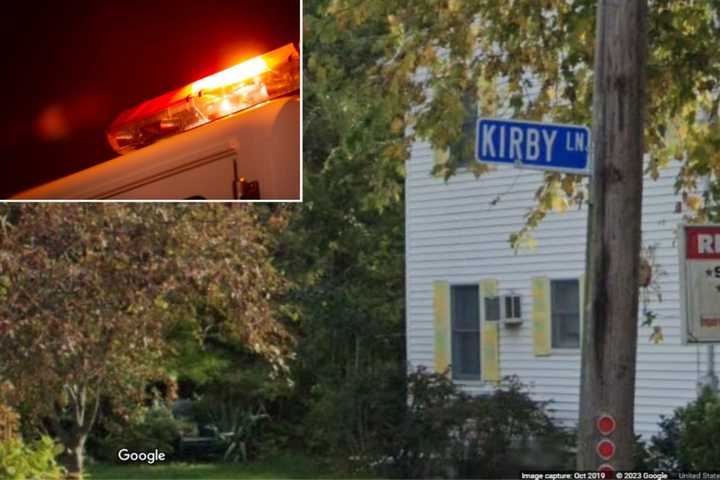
<box><xmin>0</xmin><ymin>0</ymin><xmax>299</xmax><ymax>198</ymax></box>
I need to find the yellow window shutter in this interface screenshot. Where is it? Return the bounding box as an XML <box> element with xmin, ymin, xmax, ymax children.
<box><xmin>433</xmin><ymin>281</ymin><xmax>451</xmax><ymax>375</ymax></box>
<box><xmin>480</xmin><ymin>279</ymin><xmax>498</xmax><ymax>298</ymax></box>
<box><xmin>480</xmin><ymin>279</ymin><xmax>500</xmax><ymax>382</ymax></box>
<box><xmin>532</xmin><ymin>276</ymin><xmax>552</xmax><ymax>356</ymax></box>
<box><xmin>481</xmin><ymin>322</ymin><xmax>500</xmax><ymax>382</ymax></box>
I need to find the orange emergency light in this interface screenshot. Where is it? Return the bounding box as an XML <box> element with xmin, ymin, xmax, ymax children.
<box><xmin>107</xmin><ymin>43</ymin><xmax>300</xmax><ymax>154</ymax></box>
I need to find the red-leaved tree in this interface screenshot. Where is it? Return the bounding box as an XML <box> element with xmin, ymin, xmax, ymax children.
<box><xmin>0</xmin><ymin>204</ymin><xmax>290</xmax><ymax>477</ymax></box>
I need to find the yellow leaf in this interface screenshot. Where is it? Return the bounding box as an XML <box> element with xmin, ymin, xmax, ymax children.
<box><xmin>433</xmin><ymin>148</ymin><xmax>449</xmax><ymax>165</ymax></box>
<box><xmin>649</xmin><ymin>326</ymin><xmax>664</xmax><ymax>344</ymax></box>
<box><xmin>551</xmin><ymin>195</ymin><xmax>568</xmax><ymax>213</ymax></box>
<box><xmin>561</xmin><ymin>176</ymin><xmax>576</xmax><ymax>196</ymax></box>
<box><xmin>687</xmin><ymin>194</ymin><xmax>702</xmax><ymax>211</ymax></box>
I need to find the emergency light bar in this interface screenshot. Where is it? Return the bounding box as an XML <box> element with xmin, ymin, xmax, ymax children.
<box><xmin>107</xmin><ymin>43</ymin><xmax>299</xmax><ymax>154</ymax></box>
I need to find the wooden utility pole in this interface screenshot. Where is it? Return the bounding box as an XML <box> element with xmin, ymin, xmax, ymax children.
<box><xmin>577</xmin><ymin>0</ymin><xmax>648</xmax><ymax>471</ymax></box>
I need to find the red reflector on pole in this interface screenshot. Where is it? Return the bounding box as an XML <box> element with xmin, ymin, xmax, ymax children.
<box><xmin>598</xmin><ymin>463</ymin><xmax>615</xmax><ymax>475</ymax></box>
<box><xmin>596</xmin><ymin>414</ymin><xmax>616</xmax><ymax>435</ymax></box>
<box><xmin>596</xmin><ymin>439</ymin><xmax>615</xmax><ymax>460</ymax></box>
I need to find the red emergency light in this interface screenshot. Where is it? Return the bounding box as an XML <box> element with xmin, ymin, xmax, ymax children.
<box><xmin>106</xmin><ymin>43</ymin><xmax>300</xmax><ymax>154</ymax></box>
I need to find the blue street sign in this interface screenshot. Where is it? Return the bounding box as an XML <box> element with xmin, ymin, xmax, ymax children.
<box><xmin>476</xmin><ymin>118</ymin><xmax>591</xmax><ymax>175</ymax></box>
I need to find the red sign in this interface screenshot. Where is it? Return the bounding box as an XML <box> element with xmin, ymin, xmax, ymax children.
<box><xmin>679</xmin><ymin>224</ymin><xmax>720</xmax><ymax>344</ymax></box>
<box><xmin>686</xmin><ymin>226</ymin><xmax>720</xmax><ymax>259</ymax></box>
<box><xmin>598</xmin><ymin>463</ymin><xmax>615</xmax><ymax>474</ymax></box>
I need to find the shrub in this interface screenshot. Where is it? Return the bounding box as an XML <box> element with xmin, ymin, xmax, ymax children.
<box><xmin>453</xmin><ymin>377</ymin><xmax>574</xmax><ymax>478</ymax></box>
<box><xmin>632</xmin><ymin>434</ymin><xmax>653</xmax><ymax>470</ymax></box>
<box><xmin>189</xmin><ymin>397</ymin><xmax>271</xmax><ymax>462</ymax></box>
<box><xmin>676</xmin><ymin>386</ymin><xmax>720</xmax><ymax>469</ymax></box>
<box><xmin>644</xmin><ymin>414</ymin><xmax>684</xmax><ymax>471</ymax></box>
<box><xmin>303</xmin><ymin>363</ymin><xmax>407</xmax><ymax>469</ymax></box>
<box><xmin>181</xmin><ymin>360</ymin><xmax>297</xmax><ymax>462</ymax></box>
<box><xmin>646</xmin><ymin>386</ymin><xmax>720</xmax><ymax>470</ymax></box>
<box><xmin>0</xmin><ymin>436</ymin><xmax>65</xmax><ymax>480</ymax></box>
<box><xmin>381</xmin><ymin>367</ymin><xmax>467</xmax><ymax>478</ymax></box>
<box><xmin>303</xmin><ymin>366</ymin><xmax>572</xmax><ymax>477</ymax></box>
<box><xmin>384</xmin><ymin>369</ymin><xmax>573</xmax><ymax>478</ymax></box>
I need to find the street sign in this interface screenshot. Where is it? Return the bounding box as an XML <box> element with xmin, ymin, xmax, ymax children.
<box><xmin>679</xmin><ymin>224</ymin><xmax>720</xmax><ymax>343</ymax></box>
<box><xmin>476</xmin><ymin>118</ymin><xmax>591</xmax><ymax>175</ymax></box>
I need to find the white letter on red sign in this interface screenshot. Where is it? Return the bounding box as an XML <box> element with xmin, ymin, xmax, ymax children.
<box><xmin>698</xmin><ymin>234</ymin><xmax>713</xmax><ymax>254</ymax></box>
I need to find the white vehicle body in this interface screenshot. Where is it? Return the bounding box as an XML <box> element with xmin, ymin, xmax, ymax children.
<box><xmin>13</xmin><ymin>96</ymin><xmax>299</xmax><ymax>200</ymax></box>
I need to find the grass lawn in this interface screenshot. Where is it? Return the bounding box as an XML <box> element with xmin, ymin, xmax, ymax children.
<box><xmin>85</xmin><ymin>454</ymin><xmax>341</xmax><ymax>479</ymax></box>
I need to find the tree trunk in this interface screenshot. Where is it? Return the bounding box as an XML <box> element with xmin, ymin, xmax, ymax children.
<box><xmin>54</xmin><ymin>384</ymin><xmax>101</xmax><ymax>479</ymax></box>
<box><xmin>577</xmin><ymin>0</ymin><xmax>648</xmax><ymax>471</ymax></box>
<box><xmin>60</xmin><ymin>434</ymin><xmax>87</xmax><ymax>479</ymax></box>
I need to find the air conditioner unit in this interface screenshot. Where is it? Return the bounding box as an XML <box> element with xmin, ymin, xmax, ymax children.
<box><xmin>501</xmin><ymin>294</ymin><xmax>523</xmax><ymax>327</ymax></box>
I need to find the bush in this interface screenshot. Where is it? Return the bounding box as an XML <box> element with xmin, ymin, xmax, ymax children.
<box><xmin>646</xmin><ymin>386</ymin><xmax>720</xmax><ymax>470</ymax></box>
<box><xmin>455</xmin><ymin>379</ymin><xmax>574</xmax><ymax>478</ymax></box>
<box><xmin>633</xmin><ymin>434</ymin><xmax>653</xmax><ymax>470</ymax></box>
<box><xmin>189</xmin><ymin>397</ymin><xmax>271</xmax><ymax>462</ymax></box>
<box><xmin>303</xmin><ymin>366</ymin><xmax>573</xmax><ymax>477</ymax></box>
<box><xmin>643</xmin><ymin>414</ymin><xmax>684</xmax><ymax>471</ymax></box>
<box><xmin>302</xmin><ymin>363</ymin><xmax>407</xmax><ymax>470</ymax></box>
<box><xmin>187</xmin><ymin>374</ymin><xmax>293</xmax><ymax>462</ymax></box>
<box><xmin>91</xmin><ymin>405</ymin><xmax>192</xmax><ymax>462</ymax></box>
<box><xmin>383</xmin><ymin>368</ymin><xmax>573</xmax><ymax>478</ymax></box>
<box><xmin>0</xmin><ymin>436</ymin><xmax>65</xmax><ymax>480</ymax></box>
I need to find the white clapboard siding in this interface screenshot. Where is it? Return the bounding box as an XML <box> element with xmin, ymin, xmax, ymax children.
<box><xmin>405</xmin><ymin>140</ymin><xmax>704</xmax><ymax>440</ymax></box>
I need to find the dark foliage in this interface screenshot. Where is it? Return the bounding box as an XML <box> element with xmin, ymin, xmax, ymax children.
<box><xmin>642</xmin><ymin>386</ymin><xmax>720</xmax><ymax>471</ymax></box>
<box><xmin>381</xmin><ymin>368</ymin><xmax>574</xmax><ymax>479</ymax></box>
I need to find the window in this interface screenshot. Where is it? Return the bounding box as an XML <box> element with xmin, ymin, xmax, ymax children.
<box><xmin>451</xmin><ymin>285</ymin><xmax>480</xmax><ymax>379</ymax></box>
<box><xmin>551</xmin><ymin>279</ymin><xmax>580</xmax><ymax>349</ymax></box>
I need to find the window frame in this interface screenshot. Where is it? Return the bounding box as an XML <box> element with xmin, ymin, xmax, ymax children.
<box><xmin>450</xmin><ymin>284</ymin><xmax>482</xmax><ymax>380</ymax></box>
<box><xmin>550</xmin><ymin>278</ymin><xmax>581</xmax><ymax>350</ymax></box>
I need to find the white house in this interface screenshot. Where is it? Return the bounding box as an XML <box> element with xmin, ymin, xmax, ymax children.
<box><xmin>405</xmin><ymin>141</ymin><xmax>710</xmax><ymax>440</ymax></box>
